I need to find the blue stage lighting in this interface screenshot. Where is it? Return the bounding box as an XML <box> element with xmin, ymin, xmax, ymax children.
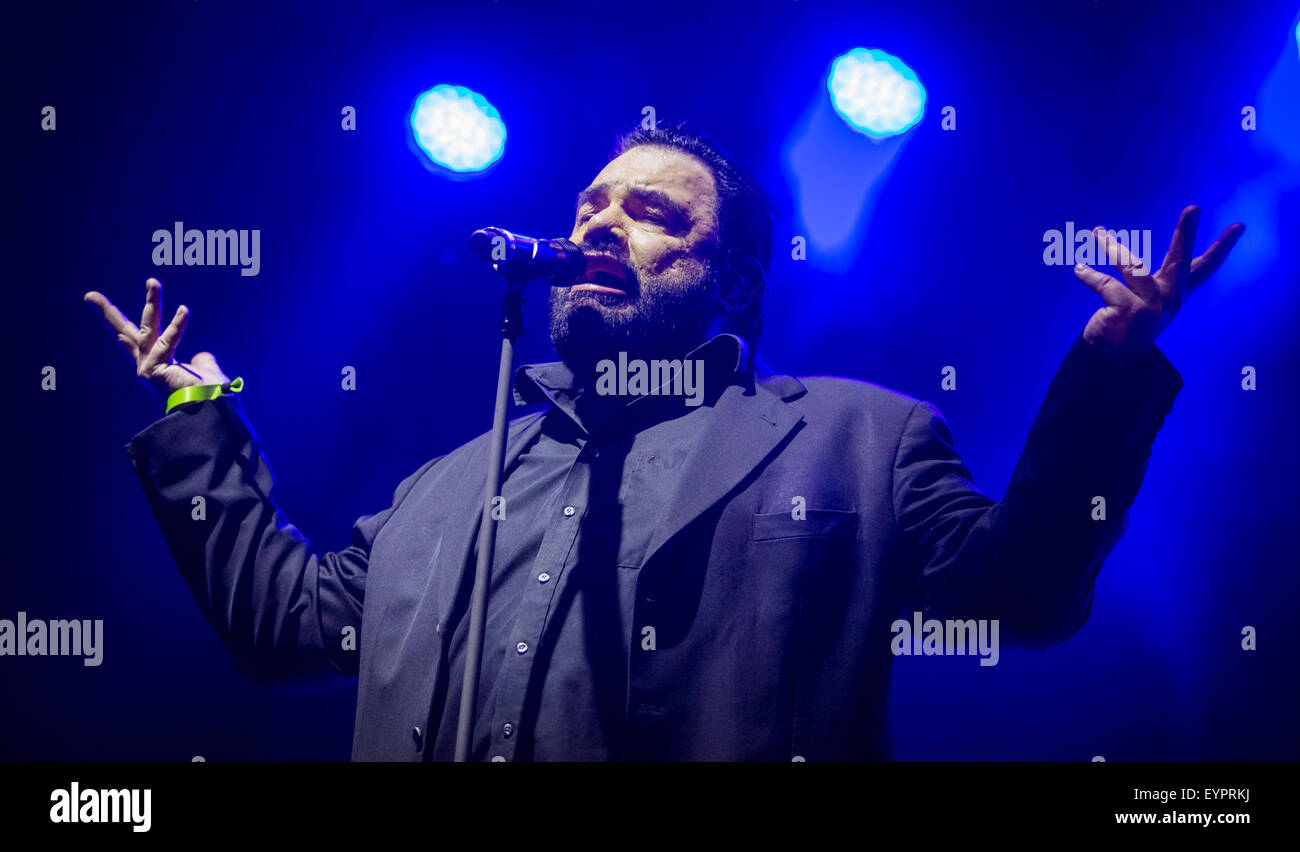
<box><xmin>827</xmin><ymin>48</ymin><xmax>926</xmax><ymax>138</ymax></box>
<box><xmin>409</xmin><ymin>84</ymin><xmax>506</xmax><ymax>174</ymax></box>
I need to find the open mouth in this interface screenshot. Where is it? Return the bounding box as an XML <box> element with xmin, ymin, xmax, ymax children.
<box><xmin>571</xmin><ymin>254</ymin><xmax>633</xmax><ymax>297</ymax></box>
<box><xmin>571</xmin><ymin>272</ymin><xmax>629</xmax><ymax>296</ymax></box>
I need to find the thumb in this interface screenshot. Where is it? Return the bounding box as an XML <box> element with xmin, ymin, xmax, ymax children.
<box><xmin>188</xmin><ymin>351</ymin><xmax>231</xmax><ymax>383</ymax></box>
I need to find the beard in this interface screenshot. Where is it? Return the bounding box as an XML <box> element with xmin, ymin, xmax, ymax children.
<box><xmin>548</xmin><ymin>248</ymin><xmax>721</xmax><ymax>380</ymax></box>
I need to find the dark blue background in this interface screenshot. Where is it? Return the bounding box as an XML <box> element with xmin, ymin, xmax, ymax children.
<box><xmin>5</xmin><ymin>0</ymin><xmax>1297</xmax><ymax>760</ymax></box>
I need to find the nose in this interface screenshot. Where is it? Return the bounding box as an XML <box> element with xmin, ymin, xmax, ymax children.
<box><xmin>573</xmin><ymin>204</ymin><xmax>628</xmax><ymax>250</ymax></box>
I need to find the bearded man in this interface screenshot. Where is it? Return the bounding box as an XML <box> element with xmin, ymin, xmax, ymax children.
<box><xmin>85</xmin><ymin>125</ymin><xmax>1244</xmax><ymax>761</ymax></box>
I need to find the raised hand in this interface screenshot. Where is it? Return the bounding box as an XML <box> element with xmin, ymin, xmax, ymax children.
<box><xmin>1073</xmin><ymin>206</ymin><xmax>1245</xmax><ymax>359</ymax></box>
<box><xmin>84</xmin><ymin>277</ymin><xmax>230</xmax><ymax>396</ymax></box>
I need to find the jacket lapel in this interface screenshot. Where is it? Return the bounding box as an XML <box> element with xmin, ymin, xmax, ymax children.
<box><xmin>639</xmin><ymin>370</ymin><xmax>806</xmax><ymax>570</ymax></box>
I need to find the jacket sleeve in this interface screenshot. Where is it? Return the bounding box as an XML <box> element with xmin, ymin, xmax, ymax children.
<box><xmin>891</xmin><ymin>334</ymin><xmax>1183</xmax><ymax>647</ymax></box>
<box><xmin>124</xmin><ymin>394</ymin><xmax>440</xmax><ymax>679</ymax></box>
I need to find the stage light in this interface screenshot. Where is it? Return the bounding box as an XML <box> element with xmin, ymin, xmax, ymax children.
<box><xmin>408</xmin><ymin>84</ymin><xmax>506</xmax><ymax>174</ymax></box>
<box><xmin>827</xmin><ymin>48</ymin><xmax>926</xmax><ymax>138</ymax></box>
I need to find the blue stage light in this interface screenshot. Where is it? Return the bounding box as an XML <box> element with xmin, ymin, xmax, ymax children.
<box><xmin>827</xmin><ymin>48</ymin><xmax>926</xmax><ymax>138</ymax></box>
<box><xmin>408</xmin><ymin>84</ymin><xmax>506</xmax><ymax>174</ymax></box>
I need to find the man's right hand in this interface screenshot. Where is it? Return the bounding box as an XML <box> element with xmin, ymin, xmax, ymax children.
<box><xmin>85</xmin><ymin>277</ymin><xmax>230</xmax><ymax>397</ymax></box>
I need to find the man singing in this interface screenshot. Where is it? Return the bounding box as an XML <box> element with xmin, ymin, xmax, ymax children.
<box><xmin>85</xmin><ymin>125</ymin><xmax>1243</xmax><ymax>761</ymax></box>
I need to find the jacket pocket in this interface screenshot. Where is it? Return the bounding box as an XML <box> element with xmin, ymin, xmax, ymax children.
<box><xmin>749</xmin><ymin>508</ymin><xmax>857</xmax><ymax>761</ymax></box>
<box><xmin>752</xmin><ymin>508</ymin><xmax>858</xmax><ymax>542</ymax></box>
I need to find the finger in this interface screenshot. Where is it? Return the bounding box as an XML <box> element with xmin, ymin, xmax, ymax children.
<box><xmin>1092</xmin><ymin>226</ymin><xmax>1156</xmax><ymax>300</ymax></box>
<box><xmin>84</xmin><ymin>291</ymin><xmax>139</xmax><ymax>338</ymax></box>
<box><xmin>1158</xmin><ymin>205</ymin><xmax>1201</xmax><ymax>291</ymax></box>
<box><xmin>1188</xmin><ymin>223</ymin><xmax>1246</xmax><ymax>293</ymax></box>
<box><xmin>114</xmin><ymin>332</ymin><xmax>140</xmax><ymax>362</ymax></box>
<box><xmin>142</xmin><ymin>305</ymin><xmax>188</xmax><ymax>373</ymax></box>
<box><xmin>1093</xmin><ymin>227</ymin><xmax>1151</xmax><ymax>276</ymax></box>
<box><xmin>139</xmin><ymin>278</ymin><xmax>163</xmax><ymax>345</ymax></box>
<box><xmin>1074</xmin><ymin>263</ymin><xmax>1141</xmax><ymax>308</ymax></box>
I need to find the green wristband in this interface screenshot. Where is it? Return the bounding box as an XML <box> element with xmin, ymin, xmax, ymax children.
<box><xmin>165</xmin><ymin>377</ymin><xmax>244</xmax><ymax>414</ymax></box>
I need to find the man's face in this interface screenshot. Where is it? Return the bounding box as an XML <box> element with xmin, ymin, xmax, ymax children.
<box><xmin>549</xmin><ymin>145</ymin><xmax>723</xmax><ymax>374</ymax></box>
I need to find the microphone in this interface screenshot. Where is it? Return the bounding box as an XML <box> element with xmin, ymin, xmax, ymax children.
<box><xmin>469</xmin><ymin>227</ymin><xmax>586</xmax><ymax>285</ymax></box>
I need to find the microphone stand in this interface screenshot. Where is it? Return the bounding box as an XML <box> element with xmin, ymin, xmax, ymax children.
<box><xmin>453</xmin><ymin>266</ymin><xmax>530</xmax><ymax>762</ymax></box>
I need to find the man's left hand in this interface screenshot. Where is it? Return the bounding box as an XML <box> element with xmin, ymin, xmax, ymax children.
<box><xmin>1074</xmin><ymin>205</ymin><xmax>1245</xmax><ymax>359</ymax></box>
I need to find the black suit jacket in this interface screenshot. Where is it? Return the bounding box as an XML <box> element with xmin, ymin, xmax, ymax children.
<box><xmin>125</xmin><ymin>335</ymin><xmax>1182</xmax><ymax>760</ymax></box>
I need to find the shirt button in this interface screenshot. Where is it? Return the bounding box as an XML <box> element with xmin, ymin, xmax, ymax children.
<box><xmin>516</xmin><ymin>641</ymin><xmax>529</xmax><ymax>654</ymax></box>
<box><xmin>538</xmin><ymin>572</ymin><xmax>551</xmax><ymax>584</ymax></box>
<box><xmin>792</xmin><ymin>755</ymin><xmax>806</xmax><ymax>762</ymax></box>
<box><xmin>412</xmin><ymin>726</ymin><xmax>424</xmax><ymax>751</ymax></box>
<box><xmin>491</xmin><ymin>755</ymin><xmax>506</xmax><ymax>762</ymax></box>
<box><xmin>502</xmin><ymin>722</ymin><xmax>514</xmax><ymax>738</ymax></box>
<box><xmin>563</xmin><ymin>506</ymin><xmax>576</xmax><ymax>517</ymax></box>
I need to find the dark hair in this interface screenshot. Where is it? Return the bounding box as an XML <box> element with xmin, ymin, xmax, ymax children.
<box><xmin>613</xmin><ymin>123</ymin><xmax>773</xmax><ymax>347</ymax></box>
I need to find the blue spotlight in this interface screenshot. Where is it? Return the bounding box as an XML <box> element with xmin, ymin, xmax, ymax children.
<box><xmin>408</xmin><ymin>84</ymin><xmax>506</xmax><ymax>174</ymax></box>
<box><xmin>827</xmin><ymin>48</ymin><xmax>926</xmax><ymax>138</ymax></box>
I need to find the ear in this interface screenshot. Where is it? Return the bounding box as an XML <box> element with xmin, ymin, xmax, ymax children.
<box><xmin>720</xmin><ymin>247</ymin><xmax>765</xmax><ymax>313</ymax></box>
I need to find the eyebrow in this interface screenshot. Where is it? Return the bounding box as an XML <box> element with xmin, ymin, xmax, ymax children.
<box><xmin>574</xmin><ymin>182</ymin><xmax>694</xmax><ymax>225</ymax></box>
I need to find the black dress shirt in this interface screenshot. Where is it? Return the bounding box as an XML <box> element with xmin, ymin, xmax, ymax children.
<box><xmin>431</xmin><ymin>334</ymin><xmax>749</xmax><ymax>760</ymax></box>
